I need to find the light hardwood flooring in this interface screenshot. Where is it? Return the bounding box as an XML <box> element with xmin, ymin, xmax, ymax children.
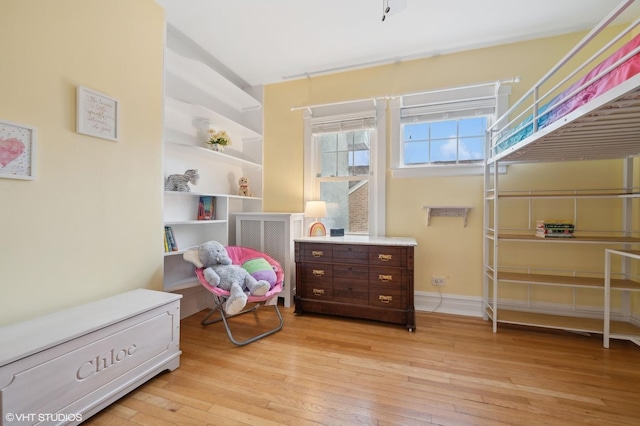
<box><xmin>86</xmin><ymin>305</ymin><xmax>640</xmax><ymax>425</ymax></box>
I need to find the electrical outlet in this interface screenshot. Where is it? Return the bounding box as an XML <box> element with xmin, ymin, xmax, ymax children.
<box><xmin>432</xmin><ymin>276</ymin><xmax>446</xmax><ymax>286</ymax></box>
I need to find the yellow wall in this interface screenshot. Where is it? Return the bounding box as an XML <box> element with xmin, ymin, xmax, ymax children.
<box><xmin>0</xmin><ymin>0</ymin><xmax>165</xmax><ymax>326</ymax></box>
<box><xmin>263</xmin><ymin>29</ymin><xmax>638</xmax><ymax>297</ymax></box>
<box><xmin>0</xmin><ymin>2</ymin><xmax>634</xmax><ymax>324</ymax></box>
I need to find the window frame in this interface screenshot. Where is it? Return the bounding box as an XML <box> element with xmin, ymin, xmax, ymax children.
<box><xmin>303</xmin><ymin>100</ymin><xmax>386</xmax><ymax>236</ymax></box>
<box><xmin>390</xmin><ymin>82</ymin><xmax>511</xmax><ymax>178</ymax></box>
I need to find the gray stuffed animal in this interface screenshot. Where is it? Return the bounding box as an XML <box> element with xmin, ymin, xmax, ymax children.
<box><xmin>196</xmin><ymin>241</ymin><xmax>270</xmax><ymax>315</ymax></box>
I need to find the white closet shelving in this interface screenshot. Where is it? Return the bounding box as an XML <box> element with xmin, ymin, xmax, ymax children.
<box><xmin>162</xmin><ymin>26</ymin><xmax>264</xmax><ymax>295</ymax></box>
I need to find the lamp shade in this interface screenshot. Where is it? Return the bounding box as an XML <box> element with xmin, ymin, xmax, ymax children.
<box><xmin>304</xmin><ymin>201</ymin><xmax>327</xmax><ymax>236</ymax></box>
<box><xmin>304</xmin><ymin>201</ymin><xmax>327</xmax><ymax>218</ymax></box>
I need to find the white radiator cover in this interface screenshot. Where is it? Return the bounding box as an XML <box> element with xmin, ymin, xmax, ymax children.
<box><xmin>235</xmin><ymin>212</ymin><xmax>304</xmax><ymax>308</ymax></box>
<box><xmin>0</xmin><ymin>289</ymin><xmax>182</xmax><ymax>425</ymax></box>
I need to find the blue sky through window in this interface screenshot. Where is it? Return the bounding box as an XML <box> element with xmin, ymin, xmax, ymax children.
<box><xmin>403</xmin><ymin>117</ymin><xmax>487</xmax><ymax>164</ymax></box>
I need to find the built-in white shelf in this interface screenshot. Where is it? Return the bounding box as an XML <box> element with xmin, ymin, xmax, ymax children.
<box><xmin>164</xmin><ymin>49</ymin><xmax>261</xmax><ymax>113</ymax></box>
<box><xmin>164</xmin><ymin>141</ymin><xmax>262</xmax><ymax>170</ymax></box>
<box><xmin>163</xmin><ymin>277</ymin><xmax>200</xmax><ymax>291</ymax></box>
<box><xmin>423</xmin><ymin>206</ymin><xmax>472</xmax><ymax>226</ymax></box>
<box><xmin>164</xmin><ymin>190</ymin><xmax>262</xmax><ymax>201</ymax></box>
<box><xmin>164</xmin><ymin>220</ymin><xmax>227</xmax><ymax>226</ymax></box>
<box><xmin>162</xmin><ymin>30</ymin><xmax>264</xmax><ymax>308</ymax></box>
<box><xmin>165</xmin><ymin>97</ymin><xmax>262</xmax><ymax>141</ymax></box>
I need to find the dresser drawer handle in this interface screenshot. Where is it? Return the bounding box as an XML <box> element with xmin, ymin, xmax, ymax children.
<box><xmin>312</xmin><ymin>269</ymin><xmax>325</xmax><ymax>276</ymax></box>
<box><xmin>378</xmin><ymin>254</ymin><xmax>393</xmax><ymax>262</ymax></box>
<box><xmin>312</xmin><ymin>251</ymin><xmax>324</xmax><ymax>257</ymax></box>
<box><xmin>378</xmin><ymin>295</ymin><xmax>393</xmax><ymax>303</ymax></box>
<box><xmin>313</xmin><ymin>288</ymin><xmax>325</xmax><ymax>296</ymax></box>
<box><xmin>378</xmin><ymin>274</ymin><xmax>393</xmax><ymax>282</ymax></box>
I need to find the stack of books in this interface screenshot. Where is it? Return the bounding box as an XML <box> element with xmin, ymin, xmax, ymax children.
<box><xmin>535</xmin><ymin>220</ymin><xmax>575</xmax><ymax>238</ymax></box>
<box><xmin>164</xmin><ymin>226</ymin><xmax>178</xmax><ymax>252</ymax></box>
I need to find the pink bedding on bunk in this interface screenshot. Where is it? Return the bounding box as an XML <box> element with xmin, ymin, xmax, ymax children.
<box><xmin>496</xmin><ymin>32</ymin><xmax>640</xmax><ymax>152</ymax></box>
<box><xmin>548</xmin><ymin>32</ymin><xmax>640</xmax><ymax>122</ymax></box>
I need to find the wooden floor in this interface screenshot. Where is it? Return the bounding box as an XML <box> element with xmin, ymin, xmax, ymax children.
<box><xmin>86</xmin><ymin>305</ymin><xmax>640</xmax><ymax>425</ymax></box>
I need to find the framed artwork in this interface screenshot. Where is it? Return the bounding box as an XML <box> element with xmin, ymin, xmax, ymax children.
<box><xmin>76</xmin><ymin>85</ymin><xmax>119</xmax><ymax>141</ymax></box>
<box><xmin>0</xmin><ymin>119</ymin><xmax>37</xmax><ymax>180</ymax></box>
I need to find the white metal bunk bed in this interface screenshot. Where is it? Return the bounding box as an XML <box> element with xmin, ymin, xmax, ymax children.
<box><xmin>483</xmin><ymin>0</ymin><xmax>640</xmax><ymax>348</ymax></box>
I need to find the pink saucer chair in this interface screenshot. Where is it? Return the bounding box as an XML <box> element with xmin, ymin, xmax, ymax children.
<box><xmin>194</xmin><ymin>246</ymin><xmax>284</xmax><ymax>346</ymax></box>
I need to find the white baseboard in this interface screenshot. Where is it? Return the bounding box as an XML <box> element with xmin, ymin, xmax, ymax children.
<box><xmin>171</xmin><ymin>286</ymin><xmax>214</xmax><ymax>319</ymax></box>
<box><xmin>416</xmin><ymin>291</ymin><xmax>640</xmax><ymax>324</ymax></box>
<box><xmin>174</xmin><ymin>286</ymin><xmax>640</xmax><ymax>326</ymax></box>
<box><xmin>415</xmin><ymin>291</ymin><xmax>484</xmax><ymax>317</ymax></box>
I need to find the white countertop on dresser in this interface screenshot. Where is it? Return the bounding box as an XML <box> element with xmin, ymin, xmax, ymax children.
<box><xmin>294</xmin><ymin>235</ymin><xmax>417</xmax><ymax>246</ymax></box>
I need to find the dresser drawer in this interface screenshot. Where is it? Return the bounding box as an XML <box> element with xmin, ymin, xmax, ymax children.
<box><xmin>300</xmin><ymin>265</ymin><xmax>333</xmax><ymax>283</ymax></box>
<box><xmin>369</xmin><ymin>246</ymin><xmax>404</xmax><ymax>267</ymax></box>
<box><xmin>333</xmin><ymin>265</ymin><xmax>369</xmax><ymax>282</ymax></box>
<box><xmin>333</xmin><ymin>283</ymin><xmax>369</xmax><ymax>305</ymax></box>
<box><xmin>333</xmin><ymin>244</ymin><xmax>369</xmax><ymax>264</ymax></box>
<box><xmin>369</xmin><ymin>269</ymin><xmax>402</xmax><ymax>287</ymax></box>
<box><xmin>301</xmin><ymin>281</ymin><xmax>333</xmax><ymax>300</ymax></box>
<box><xmin>369</xmin><ymin>285</ymin><xmax>403</xmax><ymax>309</ymax></box>
<box><xmin>298</xmin><ymin>243</ymin><xmax>333</xmax><ymax>263</ymax></box>
<box><xmin>333</xmin><ymin>264</ymin><xmax>369</xmax><ymax>305</ymax></box>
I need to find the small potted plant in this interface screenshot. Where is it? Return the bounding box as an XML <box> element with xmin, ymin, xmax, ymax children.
<box><xmin>206</xmin><ymin>129</ymin><xmax>231</xmax><ymax>152</ymax></box>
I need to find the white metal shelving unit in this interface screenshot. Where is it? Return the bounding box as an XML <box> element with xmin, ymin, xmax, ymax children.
<box><xmin>604</xmin><ymin>249</ymin><xmax>640</xmax><ymax>348</ymax></box>
<box><xmin>482</xmin><ymin>0</ymin><xmax>640</xmax><ymax>346</ymax></box>
<box><xmin>483</xmin><ymin>188</ymin><xmax>640</xmax><ymax>344</ymax></box>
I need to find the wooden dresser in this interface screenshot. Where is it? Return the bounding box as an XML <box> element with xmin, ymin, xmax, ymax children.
<box><xmin>294</xmin><ymin>236</ymin><xmax>417</xmax><ymax>331</ymax></box>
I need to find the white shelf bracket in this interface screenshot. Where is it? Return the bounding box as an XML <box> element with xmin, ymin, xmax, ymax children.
<box><xmin>423</xmin><ymin>206</ymin><xmax>472</xmax><ymax>227</ymax></box>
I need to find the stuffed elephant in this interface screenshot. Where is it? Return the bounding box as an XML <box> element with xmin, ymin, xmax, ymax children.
<box><xmin>196</xmin><ymin>241</ymin><xmax>270</xmax><ymax>315</ymax></box>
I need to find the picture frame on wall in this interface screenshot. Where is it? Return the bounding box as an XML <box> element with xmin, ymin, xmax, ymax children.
<box><xmin>76</xmin><ymin>85</ymin><xmax>119</xmax><ymax>142</ymax></box>
<box><xmin>0</xmin><ymin>119</ymin><xmax>37</xmax><ymax>180</ymax></box>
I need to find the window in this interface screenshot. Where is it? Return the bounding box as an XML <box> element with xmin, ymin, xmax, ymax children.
<box><xmin>302</xmin><ymin>100</ymin><xmax>386</xmax><ymax>236</ymax></box>
<box><xmin>390</xmin><ymin>82</ymin><xmax>511</xmax><ymax>177</ymax></box>
<box><xmin>316</xmin><ymin>128</ymin><xmax>372</xmax><ymax>234</ymax></box>
<box><xmin>403</xmin><ymin>116</ymin><xmax>487</xmax><ymax>165</ymax></box>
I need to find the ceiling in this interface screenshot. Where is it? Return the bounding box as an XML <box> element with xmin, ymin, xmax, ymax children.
<box><xmin>156</xmin><ymin>0</ymin><xmax>640</xmax><ymax>87</ymax></box>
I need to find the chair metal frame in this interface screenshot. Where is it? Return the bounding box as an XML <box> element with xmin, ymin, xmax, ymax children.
<box><xmin>194</xmin><ymin>246</ymin><xmax>284</xmax><ymax>346</ymax></box>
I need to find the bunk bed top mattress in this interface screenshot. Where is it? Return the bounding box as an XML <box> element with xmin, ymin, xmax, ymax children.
<box><xmin>494</xmin><ymin>32</ymin><xmax>640</xmax><ymax>155</ymax></box>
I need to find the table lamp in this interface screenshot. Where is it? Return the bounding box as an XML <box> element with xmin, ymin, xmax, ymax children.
<box><xmin>304</xmin><ymin>201</ymin><xmax>327</xmax><ymax>236</ymax></box>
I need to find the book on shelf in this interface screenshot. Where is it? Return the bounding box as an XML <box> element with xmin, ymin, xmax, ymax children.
<box><xmin>165</xmin><ymin>226</ymin><xmax>178</xmax><ymax>251</ymax></box>
<box><xmin>197</xmin><ymin>196</ymin><xmax>215</xmax><ymax>220</ymax></box>
<box><xmin>536</xmin><ymin>228</ymin><xmax>574</xmax><ymax>235</ymax></box>
<box><xmin>535</xmin><ymin>219</ymin><xmax>575</xmax><ymax>238</ymax></box>
<box><xmin>164</xmin><ymin>229</ymin><xmax>170</xmax><ymax>252</ymax></box>
<box><xmin>535</xmin><ymin>219</ymin><xmax>575</xmax><ymax>229</ymax></box>
<box><xmin>535</xmin><ymin>233</ymin><xmax>576</xmax><ymax>238</ymax></box>
<box><xmin>535</xmin><ymin>231</ymin><xmax>576</xmax><ymax>238</ymax></box>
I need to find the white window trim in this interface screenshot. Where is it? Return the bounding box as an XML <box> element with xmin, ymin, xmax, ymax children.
<box><xmin>303</xmin><ymin>99</ymin><xmax>386</xmax><ymax>236</ymax></box>
<box><xmin>390</xmin><ymin>82</ymin><xmax>511</xmax><ymax>178</ymax></box>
